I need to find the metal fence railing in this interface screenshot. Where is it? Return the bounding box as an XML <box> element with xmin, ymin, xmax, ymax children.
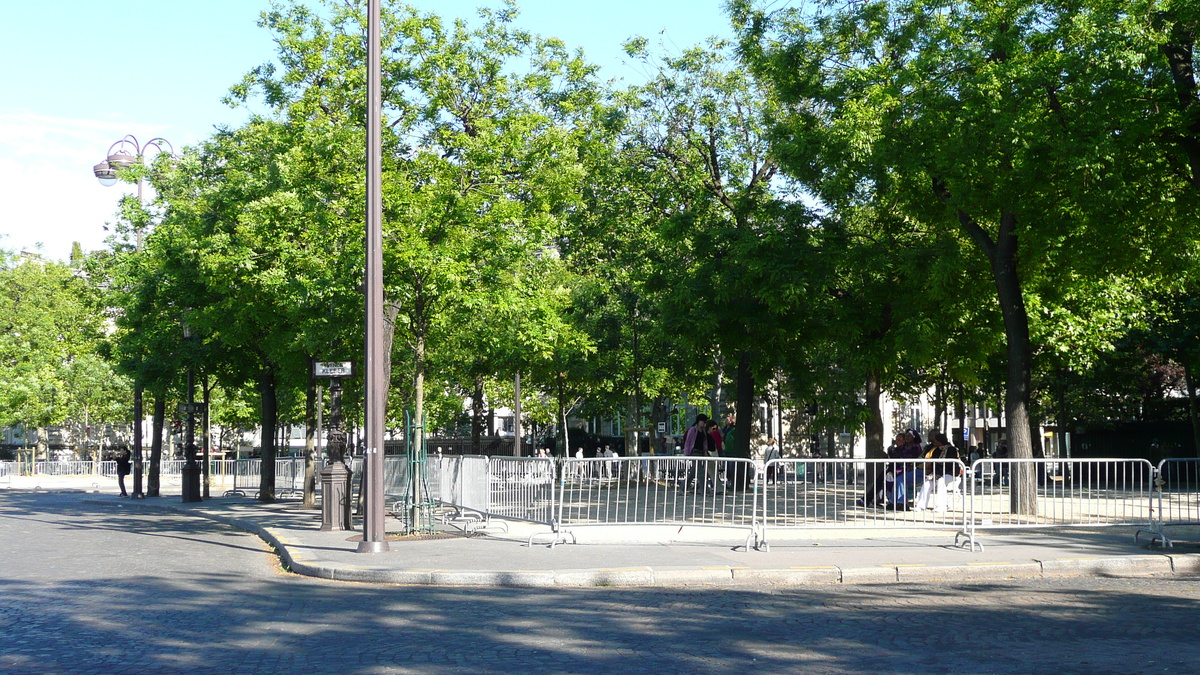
<box><xmin>758</xmin><ymin>458</ymin><xmax>968</xmax><ymax>551</ymax></box>
<box><xmin>960</xmin><ymin>458</ymin><xmax>1155</xmax><ymax>552</ymax></box>
<box><xmin>434</xmin><ymin>455</ymin><xmax>493</xmax><ymax>524</ymax></box>
<box><xmin>548</xmin><ymin>456</ymin><xmax>760</xmax><ymax>549</ymax></box>
<box><xmin>6</xmin><ymin>453</ymin><xmax>1189</xmax><ymax>555</ymax></box>
<box><xmin>1137</xmin><ymin>458</ymin><xmax>1200</xmax><ymax>547</ymax></box>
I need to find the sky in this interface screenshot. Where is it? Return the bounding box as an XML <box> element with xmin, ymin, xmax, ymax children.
<box><xmin>0</xmin><ymin>0</ymin><xmax>738</xmax><ymax>262</ymax></box>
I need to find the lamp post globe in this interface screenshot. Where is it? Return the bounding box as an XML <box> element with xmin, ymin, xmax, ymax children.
<box><xmin>93</xmin><ymin>162</ymin><xmax>118</xmax><ymax>187</ymax></box>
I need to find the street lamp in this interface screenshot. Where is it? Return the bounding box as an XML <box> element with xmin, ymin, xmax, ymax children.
<box><xmin>358</xmin><ymin>0</ymin><xmax>388</xmax><ymax>553</ymax></box>
<box><xmin>93</xmin><ymin>134</ymin><xmax>173</xmax><ymax>500</ymax></box>
<box><xmin>93</xmin><ymin>135</ymin><xmax>173</xmax><ymax>250</ymax></box>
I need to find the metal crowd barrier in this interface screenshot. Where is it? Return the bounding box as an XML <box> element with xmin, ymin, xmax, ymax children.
<box><xmin>960</xmin><ymin>458</ymin><xmax>1154</xmax><ymax>552</ymax></box>
<box><xmin>1138</xmin><ymin>458</ymin><xmax>1200</xmax><ymax>547</ymax></box>
<box><xmin>758</xmin><ymin>458</ymin><xmax>968</xmax><ymax>551</ymax></box>
<box><xmin>433</xmin><ymin>455</ymin><xmax>494</xmax><ymax>525</ymax></box>
<box><xmin>487</xmin><ymin>456</ymin><xmax>556</xmax><ymax>525</ymax></box>
<box><xmin>544</xmin><ymin>456</ymin><xmax>760</xmax><ymax>549</ymax></box>
<box><xmin>32</xmin><ymin>460</ymin><xmax>104</xmax><ymax>476</ymax></box>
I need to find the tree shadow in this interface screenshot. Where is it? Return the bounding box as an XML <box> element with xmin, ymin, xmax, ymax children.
<box><xmin>3</xmin><ymin>491</ymin><xmax>1199</xmax><ymax>674</ymax></box>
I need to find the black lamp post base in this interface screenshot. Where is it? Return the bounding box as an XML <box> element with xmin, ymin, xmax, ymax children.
<box><xmin>181</xmin><ymin>463</ymin><xmax>202</xmax><ymax>503</ymax></box>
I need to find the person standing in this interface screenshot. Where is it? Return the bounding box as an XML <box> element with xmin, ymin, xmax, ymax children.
<box><xmin>914</xmin><ymin>432</ymin><xmax>961</xmax><ymax>512</ymax></box>
<box><xmin>115</xmin><ymin>449</ymin><xmax>132</xmax><ymax>498</ymax></box>
<box><xmin>762</xmin><ymin>437</ymin><xmax>781</xmax><ymax>485</ymax></box>
<box><xmin>708</xmin><ymin>419</ymin><xmax>724</xmax><ymax>457</ymax></box>
<box><xmin>860</xmin><ymin>433</ymin><xmax>905</xmax><ymax>507</ymax></box>
<box><xmin>682</xmin><ymin>414</ymin><xmax>710</xmax><ymax>490</ymax></box>
<box><xmin>682</xmin><ymin>414</ymin><xmax>710</xmax><ymax>456</ymax></box>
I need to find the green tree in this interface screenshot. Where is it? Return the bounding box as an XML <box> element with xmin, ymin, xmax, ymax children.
<box><xmin>0</xmin><ymin>253</ymin><xmax>114</xmax><ymax>462</ymax></box>
<box><xmin>737</xmin><ymin>0</ymin><xmax>1196</xmax><ymax>511</ymax></box>
<box><xmin>619</xmin><ymin>38</ymin><xmax>815</xmax><ymax>458</ymax></box>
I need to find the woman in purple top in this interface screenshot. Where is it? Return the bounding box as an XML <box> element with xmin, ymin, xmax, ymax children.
<box><xmin>888</xmin><ymin>431</ymin><xmax>925</xmax><ymax>508</ymax></box>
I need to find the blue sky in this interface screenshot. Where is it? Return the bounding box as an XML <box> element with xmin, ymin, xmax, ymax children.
<box><xmin>0</xmin><ymin>0</ymin><xmax>738</xmax><ymax>262</ymax></box>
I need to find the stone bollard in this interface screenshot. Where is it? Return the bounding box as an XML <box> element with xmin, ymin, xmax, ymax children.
<box><xmin>320</xmin><ymin>461</ymin><xmax>352</xmax><ymax>531</ymax></box>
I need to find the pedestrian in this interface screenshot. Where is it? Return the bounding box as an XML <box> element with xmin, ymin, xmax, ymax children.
<box><xmin>708</xmin><ymin>419</ymin><xmax>724</xmax><ymax>457</ymax></box>
<box><xmin>888</xmin><ymin>430</ymin><xmax>925</xmax><ymax>508</ymax></box>
<box><xmin>914</xmin><ymin>432</ymin><xmax>961</xmax><ymax>512</ymax></box>
<box><xmin>682</xmin><ymin>414</ymin><xmax>711</xmax><ymax>490</ymax></box>
<box><xmin>859</xmin><ymin>433</ymin><xmax>904</xmax><ymax>508</ymax></box>
<box><xmin>993</xmin><ymin>439</ymin><xmax>1010</xmax><ymax>484</ymax></box>
<box><xmin>762</xmin><ymin>437</ymin><xmax>781</xmax><ymax>485</ymax></box>
<box><xmin>115</xmin><ymin>448</ymin><xmax>131</xmax><ymax>498</ymax></box>
<box><xmin>682</xmin><ymin>414</ymin><xmax>710</xmax><ymax>456</ymax></box>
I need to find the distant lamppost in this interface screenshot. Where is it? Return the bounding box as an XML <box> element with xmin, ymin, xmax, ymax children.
<box><xmin>93</xmin><ymin>135</ymin><xmax>173</xmax><ymax>500</ymax></box>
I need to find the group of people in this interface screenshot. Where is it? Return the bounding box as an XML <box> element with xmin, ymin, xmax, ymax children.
<box><xmin>860</xmin><ymin>429</ymin><xmax>962</xmax><ymax>511</ymax></box>
<box><xmin>681</xmin><ymin>413</ymin><xmax>733</xmax><ymax>457</ymax></box>
<box><xmin>680</xmin><ymin>413</ymin><xmax>749</xmax><ymax>491</ymax></box>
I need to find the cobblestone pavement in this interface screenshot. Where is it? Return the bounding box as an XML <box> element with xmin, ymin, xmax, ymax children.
<box><xmin>2</xmin><ymin>491</ymin><xmax>1198</xmax><ymax>674</ymax></box>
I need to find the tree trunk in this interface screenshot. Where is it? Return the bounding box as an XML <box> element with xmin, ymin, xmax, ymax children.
<box><xmin>148</xmin><ymin>396</ymin><xmax>164</xmax><ymax>498</ymax></box>
<box><xmin>258</xmin><ymin>368</ymin><xmax>278</xmax><ymax>503</ymax></box>
<box><xmin>471</xmin><ymin>375</ymin><xmax>484</xmax><ymax>455</ymax></box>
<box><xmin>1186</xmin><ymin>363</ymin><xmax>1200</xmax><ymax>458</ymax></box>
<box><xmin>303</xmin><ymin>358</ymin><xmax>317</xmax><ymax>509</ymax></box>
<box><xmin>864</xmin><ymin>369</ymin><xmax>885</xmax><ymax>459</ymax></box>
<box><xmin>711</xmin><ymin>354</ymin><xmax>725</xmax><ymax>425</ymax></box>
<box><xmin>933</xmin><ymin>381</ymin><xmax>945</xmax><ymax>437</ymax></box>
<box><xmin>203</xmin><ymin>375</ymin><xmax>212</xmax><ymax>499</ymax></box>
<box><xmin>989</xmin><ymin>211</ymin><xmax>1037</xmax><ymax>514</ymax></box>
<box><xmin>650</xmin><ymin>396</ymin><xmax>667</xmax><ymax>454</ymax></box>
<box><xmin>733</xmin><ymin>351</ymin><xmax>754</xmax><ymax>458</ymax></box>
<box><xmin>513</xmin><ymin>373</ymin><xmax>522</xmax><ymax>457</ymax></box>
<box><xmin>414</xmin><ymin>330</ymin><xmax>425</xmax><ymax>445</ymax></box>
<box><xmin>1055</xmin><ymin>370</ymin><xmax>1071</xmax><ymax>459</ymax></box>
<box><xmin>557</xmin><ymin>374</ymin><xmax>569</xmax><ymax>456</ymax></box>
<box><xmin>945</xmin><ymin>198</ymin><xmax>1037</xmax><ymax>515</ymax></box>
<box><xmin>626</xmin><ymin>392</ymin><xmax>640</xmax><ymax>457</ymax></box>
<box><xmin>34</xmin><ymin>428</ymin><xmax>47</xmax><ymax>465</ymax></box>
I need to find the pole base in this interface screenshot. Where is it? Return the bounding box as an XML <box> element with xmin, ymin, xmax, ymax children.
<box><xmin>356</xmin><ymin>539</ymin><xmax>390</xmax><ymax>553</ymax></box>
<box><xmin>181</xmin><ymin>464</ymin><xmax>203</xmax><ymax>503</ymax></box>
<box><xmin>319</xmin><ymin>463</ymin><xmax>351</xmax><ymax>531</ymax></box>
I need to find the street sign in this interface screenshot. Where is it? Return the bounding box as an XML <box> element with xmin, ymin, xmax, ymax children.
<box><xmin>314</xmin><ymin>361</ymin><xmax>354</xmax><ymax>378</ymax></box>
<box><xmin>657</xmin><ymin>422</ymin><xmax>667</xmax><ymax>434</ymax></box>
<box><xmin>176</xmin><ymin>402</ymin><xmax>204</xmax><ymax>415</ymax></box>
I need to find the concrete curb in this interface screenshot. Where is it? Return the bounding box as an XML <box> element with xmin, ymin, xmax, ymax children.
<box><xmin>103</xmin><ymin>500</ymin><xmax>1199</xmax><ymax>588</ymax></box>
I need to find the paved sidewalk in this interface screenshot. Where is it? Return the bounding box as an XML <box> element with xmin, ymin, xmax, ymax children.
<box><xmin>12</xmin><ymin>475</ymin><xmax>1197</xmax><ymax>586</ymax></box>
<box><xmin>85</xmin><ymin>491</ymin><xmax>1200</xmax><ymax>588</ymax></box>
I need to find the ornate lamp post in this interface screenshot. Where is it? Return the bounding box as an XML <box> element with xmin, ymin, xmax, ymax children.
<box><xmin>317</xmin><ymin>364</ymin><xmax>354</xmax><ymax>531</ymax></box>
<box><xmin>93</xmin><ymin>135</ymin><xmax>173</xmax><ymax>500</ymax></box>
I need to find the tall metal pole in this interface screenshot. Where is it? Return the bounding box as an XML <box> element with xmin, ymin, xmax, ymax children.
<box><xmin>358</xmin><ymin>0</ymin><xmax>388</xmax><ymax>553</ymax></box>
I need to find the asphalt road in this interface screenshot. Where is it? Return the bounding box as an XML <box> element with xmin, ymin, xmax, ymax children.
<box><xmin>2</xmin><ymin>491</ymin><xmax>1197</xmax><ymax>674</ymax></box>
